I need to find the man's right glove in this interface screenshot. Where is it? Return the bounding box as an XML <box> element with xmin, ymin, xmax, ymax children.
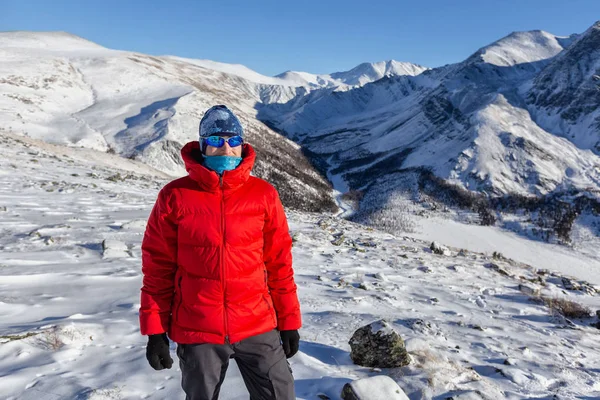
<box><xmin>146</xmin><ymin>333</ymin><xmax>173</xmax><ymax>370</ymax></box>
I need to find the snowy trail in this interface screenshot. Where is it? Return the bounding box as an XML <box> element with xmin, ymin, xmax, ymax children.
<box><xmin>326</xmin><ymin>156</ymin><xmax>354</xmax><ymax>219</ymax></box>
<box><xmin>1</xmin><ymin>133</ymin><xmax>599</xmax><ymax>400</ymax></box>
<box><xmin>332</xmin><ymin>189</ymin><xmax>354</xmax><ymax>219</ymax></box>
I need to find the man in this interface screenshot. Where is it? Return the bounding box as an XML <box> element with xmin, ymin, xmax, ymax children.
<box><xmin>140</xmin><ymin>105</ymin><xmax>301</xmax><ymax>400</ymax></box>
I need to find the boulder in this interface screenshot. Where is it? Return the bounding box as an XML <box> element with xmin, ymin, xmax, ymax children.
<box><xmin>349</xmin><ymin>320</ymin><xmax>410</xmax><ymax>368</ymax></box>
<box><xmin>430</xmin><ymin>241</ymin><xmax>450</xmax><ymax>256</ymax></box>
<box><xmin>341</xmin><ymin>375</ymin><xmax>409</xmax><ymax>400</ymax></box>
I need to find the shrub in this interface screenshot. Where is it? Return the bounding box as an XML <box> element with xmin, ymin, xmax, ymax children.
<box><xmin>536</xmin><ymin>296</ymin><xmax>592</xmax><ymax>319</ymax></box>
<box><xmin>36</xmin><ymin>326</ymin><xmax>64</xmax><ymax>350</ymax></box>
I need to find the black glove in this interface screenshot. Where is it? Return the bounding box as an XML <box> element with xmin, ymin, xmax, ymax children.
<box><xmin>146</xmin><ymin>333</ymin><xmax>173</xmax><ymax>370</ymax></box>
<box><xmin>280</xmin><ymin>330</ymin><xmax>300</xmax><ymax>358</ymax></box>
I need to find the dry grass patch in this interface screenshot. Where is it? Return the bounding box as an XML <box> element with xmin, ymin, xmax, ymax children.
<box><xmin>534</xmin><ymin>295</ymin><xmax>592</xmax><ymax>319</ymax></box>
<box><xmin>0</xmin><ymin>331</ymin><xmax>39</xmax><ymax>343</ymax></box>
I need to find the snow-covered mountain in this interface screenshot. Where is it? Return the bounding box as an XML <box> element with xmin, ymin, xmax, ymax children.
<box><xmin>2</xmin><ymin>23</ymin><xmax>600</xmax><ymax>245</ymax></box>
<box><xmin>260</xmin><ymin>26</ymin><xmax>599</xmax><ymax>196</ymax></box>
<box><xmin>257</xmin><ymin>22</ymin><xmax>600</xmax><ymax>245</ymax></box>
<box><xmin>0</xmin><ymin>31</ymin><xmax>335</xmax><ymax>211</ymax></box>
<box><xmin>276</xmin><ymin>60</ymin><xmax>428</xmax><ymax>88</ymax></box>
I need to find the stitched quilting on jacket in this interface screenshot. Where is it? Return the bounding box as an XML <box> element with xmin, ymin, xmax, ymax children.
<box><xmin>139</xmin><ymin>141</ymin><xmax>301</xmax><ymax>344</ymax></box>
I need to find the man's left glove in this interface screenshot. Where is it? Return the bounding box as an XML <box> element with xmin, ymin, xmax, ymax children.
<box><xmin>279</xmin><ymin>330</ymin><xmax>300</xmax><ymax>358</ymax></box>
<box><xmin>146</xmin><ymin>333</ymin><xmax>173</xmax><ymax>370</ymax></box>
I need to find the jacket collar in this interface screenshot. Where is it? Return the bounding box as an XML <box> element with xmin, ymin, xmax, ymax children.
<box><xmin>181</xmin><ymin>141</ymin><xmax>255</xmax><ymax>191</ymax></box>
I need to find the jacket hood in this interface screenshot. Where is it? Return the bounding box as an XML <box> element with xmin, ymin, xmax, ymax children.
<box><xmin>181</xmin><ymin>141</ymin><xmax>256</xmax><ymax>191</ymax></box>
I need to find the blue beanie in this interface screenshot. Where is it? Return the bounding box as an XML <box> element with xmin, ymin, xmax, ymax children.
<box><xmin>199</xmin><ymin>105</ymin><xmax>244</xmax><ymax>140</ymax></box>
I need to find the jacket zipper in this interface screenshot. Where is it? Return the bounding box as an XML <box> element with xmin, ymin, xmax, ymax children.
<box><xmin>220</xmin><ymin>175</ymin><xmax>229</xmax><ymax>344</ymax></box>
<box><xmin>263</xmin><ymin>270</ymin><xmax>277</xmax><ymax>326</ymax></box>
<box><xmin>175</xmin><ymin>276</ymin><xmax>183</xmax><ymax>322</ymax></box>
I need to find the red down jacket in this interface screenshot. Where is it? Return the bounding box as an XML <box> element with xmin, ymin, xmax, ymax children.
<box><xmin>139</xmin><ymin>141</ymin><xmax>301</xmax><ymax>344</ymax></box>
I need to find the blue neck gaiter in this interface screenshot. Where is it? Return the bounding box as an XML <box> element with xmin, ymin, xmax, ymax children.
<box><xmin>203</xmin><ymin>155</ymin><xmax>242</xmax><ymax>175</ymax></box>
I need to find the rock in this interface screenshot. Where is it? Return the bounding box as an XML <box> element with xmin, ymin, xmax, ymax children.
<box><xmin>341</xmin><ymin>376</ymin><xmax>409</xmax><ymax>400</ymax></box>
<box><xmin>562</xmin><ymin>277</ymin><xmax>581</xmax><ymax>291</ymax></box>
<box><xmin>486</xmin><ymin>263</ymin><xmax>511</xmax><ymax>277</ymax></box>
<box><xmin>518</xmin><ymin>284</ymin><xmax>540</xmax><ymax>296</ymax></box>
<box><xmin>536</xmin><ymin>269</ymin><xmax>550</xmax><ymax>276</ymax></box>
<box><xmin>120</xmin><ymin>219</ymin><xmax>147</xmax><ymax>231</ymax></box>
<box><xmin>374</xmin><ymin>272</ymin><xmax>388</xmax><ymax>281</ymax></box>
<box><xmin>581</xmin><ymin>282</ymin><xmax>597</xmax><ymax>295</ymax></box>
<box><xmin>408</xmin><ymin>319</ymin><xmax>446</xmax><ymax>338</ymax></box>
<box><xmin>349</xmin><ymin>320</ymin><xmax>410</xmax><ymax>368</ymax></box>
<box><xmin>596</xmin><ymin>310</ymin><xmax>600</xmax><ymax>319</ymax></box>
<box><xmin>102</xmin><ymin>239</ymin><xmax>130</xmax><ymax>258</ymax></box>
<box><xmin>357</xmin><ymin>239</ymin><xmax>377</xmax><ymax>248</ymax></box>
<box><xmin>331</xmin><ymin>234</ymin><xmax>345</xmax><ymax>246</ymax></box>
<box><xmin>430</xmin><ymin>241</ymin><xmax>451</xmax><ymax>256</ymax></box>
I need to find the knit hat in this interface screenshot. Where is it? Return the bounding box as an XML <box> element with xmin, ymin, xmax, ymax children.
<box><xmin>199</xmin><ymin>105</ymin><xmax>244</xmax><ymax>140</ymax></box>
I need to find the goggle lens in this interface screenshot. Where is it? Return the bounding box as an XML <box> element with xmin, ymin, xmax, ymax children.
<box><xmin>204</xmin><ymin>135</ymin><xmax>243</xmax><ymax>148</ymax></box>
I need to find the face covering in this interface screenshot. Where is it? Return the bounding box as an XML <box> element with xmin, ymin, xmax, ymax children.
<box><xmin>203</xmin><ymin>155</ymin><xmax>242</xmax><ymax>174</ymax></box>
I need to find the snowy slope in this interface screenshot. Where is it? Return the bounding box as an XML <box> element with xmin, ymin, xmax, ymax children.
<box><xmin>526</xmin><ymin>21</ymin><xmax>600</xmax><ymax>153</ymax></box>
<box><xmin>1</xmin><ymin>131</ymin><xmax>599</xmax><ymax>400</ymax></box>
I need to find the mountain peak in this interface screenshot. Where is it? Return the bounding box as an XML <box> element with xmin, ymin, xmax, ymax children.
<box><xmin>472</xmin><ymin>30</ymin><xmax>568</xmax><ymax>67</ymax></box>
<box><xmin>330</xmin><ymin>60</ymin><xmax>428</xmax><ymax>84</ymax></box>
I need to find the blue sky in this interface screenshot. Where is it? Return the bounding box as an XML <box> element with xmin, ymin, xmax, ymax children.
<box><xmin>3</xmin><ymin>0</ymin><xmax>599</xmax><ymax>76</ymax></box>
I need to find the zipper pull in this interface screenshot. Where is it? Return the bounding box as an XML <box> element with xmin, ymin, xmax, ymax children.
<box><xmin>225</xmin><ymin>335</ymin><xmax>230</xmax><ymax>344</ymax></box>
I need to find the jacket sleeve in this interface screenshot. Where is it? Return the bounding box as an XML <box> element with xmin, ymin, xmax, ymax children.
<box><xmin>139</xmin><ymin>188</ymin><xmax>178</xmax><ymax>335</ymax></box>
<box><xmin>263</xmin><ymin>189</ymin><xmax>302</xmax><ymax>331</ymax></box>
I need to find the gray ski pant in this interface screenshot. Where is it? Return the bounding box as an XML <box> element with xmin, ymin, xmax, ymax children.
<box><xmin>176</xmin><ymin>329</ymin><xmax>295</xmax><ymax>400</ymax></box>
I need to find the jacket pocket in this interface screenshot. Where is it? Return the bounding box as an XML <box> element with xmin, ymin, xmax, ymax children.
<box><xmin>262</xmin><ymin>294</ymin><xmax>277</xmax><ymax>326</ymax></box>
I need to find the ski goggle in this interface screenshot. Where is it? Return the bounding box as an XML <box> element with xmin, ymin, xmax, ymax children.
<box><xmin>203</xmin><ymin>135</ymin><xmax>243</xmax><ymax>148</ymax></box>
